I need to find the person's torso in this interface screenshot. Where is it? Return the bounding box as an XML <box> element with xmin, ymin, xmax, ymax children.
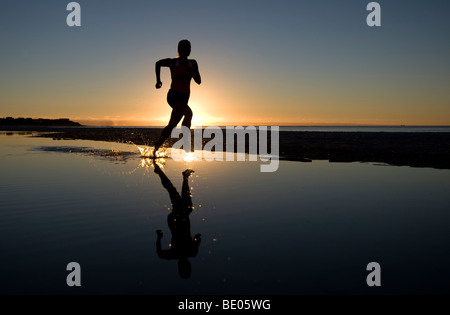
<box><xmin>170</xmin><ymin>58</ymin><xmax>193</xmax><ymax>95</ymax></box>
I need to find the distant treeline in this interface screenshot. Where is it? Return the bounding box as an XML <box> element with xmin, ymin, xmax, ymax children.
<box><xmin>0</xmin><ymin>117</ymin><xmax>82</xmax><ymax>126</ymax></box>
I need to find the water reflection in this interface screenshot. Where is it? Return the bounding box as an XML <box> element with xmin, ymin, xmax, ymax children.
<box><xmin>152</xmin><ymin>161</ymin><xmax>202</xmax><ymax>279</ymax></box>
<box><xmin>2</xmin><ymin>134</ymin><xmax>450</xmax><ymax>293</ymax></box>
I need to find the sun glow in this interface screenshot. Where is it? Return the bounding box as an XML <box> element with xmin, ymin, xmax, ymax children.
<box><xmin>188</xmin><ymin>99</ymin><xmax>222</xmax><ymax>126</ymax></box>
<box><xmin>191</xmin><ymin>115</ymin><xmax>204</xmax><ymax>127</ymax></box>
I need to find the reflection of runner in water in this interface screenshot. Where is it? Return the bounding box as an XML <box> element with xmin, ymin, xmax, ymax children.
<box><xmin>153</xmin><ymin>163</ymin><xmax>201</xmax><ymax>279</ymax></box>
<box><xmin>154</xmin><ymin>40</ymin><xmax>202</xmax><ymax>152</ymax></box>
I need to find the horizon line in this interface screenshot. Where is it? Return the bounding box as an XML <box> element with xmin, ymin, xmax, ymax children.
<box><xmin>2</xmin><ymin>116</ymin><xmax>450</xmax><ymax>127</ymax></box>
<box><xmin>78</xmin><ymin>123</ymin><xmax>450</xmax><ymax>127</ymax></box>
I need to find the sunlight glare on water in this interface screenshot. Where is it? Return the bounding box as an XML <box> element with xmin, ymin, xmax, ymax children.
<box><xmin>183</xmin><ymin>152</ymin><xmax>195</xmax><ymax>162</ymax></box>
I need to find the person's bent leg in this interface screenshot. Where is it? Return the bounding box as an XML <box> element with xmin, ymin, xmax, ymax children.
<box><xmin>179</xmin><ymin>105</ymin><xmax>193</xmax><ymax>152</ymax></box>
<box><xmin>154</xmin><ymin>107</ymin><xmax>184</xmax><ymax>151</ymax></box>
<box><xmin>181</xmin><ymin>105</ymin><xmax>193</xmax><ymax>129</ymax></box>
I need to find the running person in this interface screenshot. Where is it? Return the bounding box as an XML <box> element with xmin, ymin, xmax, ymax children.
<box><xmin>154</xmin><ymin>40</ymin><xmax>202</xmax><ymax>152</ymax></box>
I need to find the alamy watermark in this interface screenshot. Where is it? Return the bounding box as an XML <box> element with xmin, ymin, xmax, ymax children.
<box><xmin>66</xmin><ymin>262</ymin><xmax>81</xmax><ymax>287</ymax></box>
<box><xmin>66</xmin><ymin>2</ymin><xmax>382</xmax><ymax>28</ymax></box>
<box><xmin>170</xmin><ymin>126</ymin><xmax>280</xmax><ymax>173</ymax></box>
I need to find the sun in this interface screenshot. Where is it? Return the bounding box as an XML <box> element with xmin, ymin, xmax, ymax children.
<box><xmin>189</xmin><ymin>100</ymin><xmax>215</xmax><ymax>126</ymax></box>
<box><xmin>191</xmin><ymin>114</ymin><xmax>204</xmax><ymax>127</ymax></box>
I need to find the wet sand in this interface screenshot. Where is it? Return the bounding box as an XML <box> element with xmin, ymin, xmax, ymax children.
<box><xmin>3</xmin><ymin>126</ymin><xmax>450</xmax><ymax>169</ymax></box>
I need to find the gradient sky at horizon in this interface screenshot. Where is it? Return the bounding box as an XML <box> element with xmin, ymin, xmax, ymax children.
<box><xmin>1</xmin><ymin>0</ymin><xmax>449</xmax><ymax>126</ymax></box>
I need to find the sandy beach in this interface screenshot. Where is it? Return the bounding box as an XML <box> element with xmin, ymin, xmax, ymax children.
<box><xmin>2</xmin><ymin>126</ymin><xmax>449</xmax><ymax>169</ymax></box>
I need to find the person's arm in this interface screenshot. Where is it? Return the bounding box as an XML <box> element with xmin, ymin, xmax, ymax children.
<box><xmin>191</xmin><ymin>60</ymin><xmax>201</xmax><ymax>85</ymax></box>
<box><xmin>155</xmin><ymin>58</ymin><xmax>172</xmax><ymax>89</ymax></box>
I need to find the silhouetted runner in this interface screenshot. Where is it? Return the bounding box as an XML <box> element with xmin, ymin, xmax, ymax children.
<box><xmin>153</xmin><ymin>163</ymin><xmax>201</xmax><ymax>278</ymax></box>
<box><xmin>154</xmin><ymin>40</ymin><xmax>202</xmax><ymax>152</ymax></box>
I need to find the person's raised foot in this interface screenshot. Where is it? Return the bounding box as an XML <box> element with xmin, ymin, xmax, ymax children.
<box><xmin>182</xmin><ymin>169</ymin><xmax>195</xmax><ymax>178</ymax></box>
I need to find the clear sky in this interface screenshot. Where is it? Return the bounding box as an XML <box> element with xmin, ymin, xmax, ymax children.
<box><xmin>1</xmin><ymin>0</ymin><xmax>449</xmax><ymax>126</ymax></box>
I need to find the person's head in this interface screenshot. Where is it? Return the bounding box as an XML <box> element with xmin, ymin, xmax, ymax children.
<box><xmin>178</xmin><ymin>39</ymin><xmax>191</xmax><ymax>58</ymax></box>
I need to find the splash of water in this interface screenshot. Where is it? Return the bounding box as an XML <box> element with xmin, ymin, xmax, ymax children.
<box><xmin>137</xmin><ymin>146</ymin><xmax>167</xmax><ymax>158</ymax></box>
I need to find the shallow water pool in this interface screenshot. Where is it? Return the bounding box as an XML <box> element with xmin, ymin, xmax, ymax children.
<box><xmin>1</xmin><ymin>132</ymin><xmax>449</xmax><ymax>294</ymax></box>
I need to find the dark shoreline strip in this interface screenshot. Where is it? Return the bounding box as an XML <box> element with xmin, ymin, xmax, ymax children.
<box><xmin>2</xmin><ymin>126</ymin><xmax>450</xmax><ymax>169</ymax></box>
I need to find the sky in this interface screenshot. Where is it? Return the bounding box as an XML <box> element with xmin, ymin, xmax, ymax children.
<box><xmin>1</xmin><ymin>0</ymin><xmax>449</xmax><ymax>126</ymax></box>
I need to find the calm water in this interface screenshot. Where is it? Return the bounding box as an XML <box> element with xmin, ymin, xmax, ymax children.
<box><xmin>277</xmin><ymin>125</ymin><xmax>450</xmax><ymax>133</ymax></box>
<box><xmin>1</xmin><ymin>132</ymin><xmax>450</xmax><ymax>294</ymax></box>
